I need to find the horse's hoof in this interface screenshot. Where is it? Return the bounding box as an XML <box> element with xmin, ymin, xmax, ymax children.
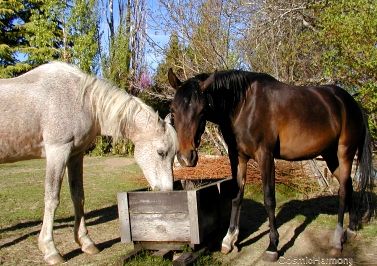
<box><xmin>221</xmin><ymin>243</ymin><xmax>232</xmax><ymax>254</ymax></box>
<box><xmin>263</xmin><ymin>251</ymin><xmax>279</xmax><ymax>262</ymax></box>
<box><xmin>345</xmin><ymin>228</ymin><xmax>357</xmax><ymax>241</ymax></box>
<box><xmin>329</xmin><ymin>248</ymin><xmax>342</xmax><ymax>257</ymax></box>
<box><xmin>82</xmin><ymin>243</ymin><xmax>100</xmax><ymax>255</ymax></box>
<box><xmin>44</xmin><ymin>252</ymin><xmax>65</xmax><ymax>265</ymax></box>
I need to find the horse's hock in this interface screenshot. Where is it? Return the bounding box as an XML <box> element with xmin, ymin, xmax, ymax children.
<box><xmin>117</xmin><ymin>178</ymin><xmax>238</xmax><ymax>251</ymax></box>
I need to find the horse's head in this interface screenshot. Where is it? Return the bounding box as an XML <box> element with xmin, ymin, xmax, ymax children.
<box><xmin>133</xmin><ymin>119</ymin><xmax>177</xmax><ymax>191</ymax></box>
<box><xmin>168</xmin><ymin>69</ymin><xmax>214</xmax><ymax>167</ymax></box>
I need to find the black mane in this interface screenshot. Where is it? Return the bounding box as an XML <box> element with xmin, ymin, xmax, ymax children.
<box><xmin>195</xmin><ymin>70</ymin><xmax>276</xmax><ymax>115</ymax></box>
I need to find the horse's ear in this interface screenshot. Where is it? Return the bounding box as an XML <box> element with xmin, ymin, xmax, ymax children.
<box><xmin>199</xmin><ymin>73</ymin><xmax>215</xmax><ymax>92</ymax></box>
<box><xmin>168</xmin><ymin>68</ymin><xmax>181</xmax><ymax>89</ymax></box>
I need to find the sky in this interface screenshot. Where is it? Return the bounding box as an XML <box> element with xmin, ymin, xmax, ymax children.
<box><xmin>140</xmin><ymin>0</ymin><xmax>170</xmax><ymax>72</ymax></box>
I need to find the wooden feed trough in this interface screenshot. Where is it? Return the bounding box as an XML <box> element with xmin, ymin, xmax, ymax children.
<box><xmin>117</xmin><ymin>177</ymin><xmax>238</xmax><ymax>250</ymax></box>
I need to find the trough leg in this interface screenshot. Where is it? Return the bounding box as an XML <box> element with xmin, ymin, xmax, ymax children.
<box><xmin>221</xmin><ymin>158</ymin><xmax>247</xmax><ymax>254</ymax></box>
<box><xmin>38</xmin><ymin>143</ymin><xmax>72</xmax><ymax>265</ymax></box>
<box><xmin>67</xmin><ymin>153</ymin><xmax>99</xmax><ymax>255</ymax></box>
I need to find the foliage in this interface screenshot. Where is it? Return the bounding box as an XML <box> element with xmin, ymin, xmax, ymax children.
<box><xmin>0</xmin><ymin>0</ymin><xmax>100</xmax><ymax>77</ymax></box>
<box><xmin>23</xmin><ymin>0</ymin><xmax>64</xmax><ymax>65</ymax></box>
<box><xmin>67</xmin><ymin>0</ymin><xmax>100</xmax><ymax>73</ymax></box>
<box><xmin>0</xmin><ymin>0</ymin><xmax>35</xmax><ymax>77</ymax></box>
<box><xmin>102</xmin><ymin>25</ymin><xmax>132</xmax><ymax>90</ymax></box>
<box><xmin>154</xmin><ymin>32</ymin><xmax>183</xmax><ymax>87</ymax></box>
<box><xmin>315</xmin><ymin>0</ymin><xmax>377</xmax><ymax>137</ymax></box>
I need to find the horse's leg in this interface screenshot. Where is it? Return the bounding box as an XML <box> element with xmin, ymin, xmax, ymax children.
<box><xmin>345</xmin><ymin>177</ymin><xmax>357</xmax><ymax>231</ymax></box>
<box><xmin>257</xmin><ymin>150</ymin><xmax>279</xmax><ymax>262</ymax></box>
<box><xmin>67</xmin><ymin>153</ymin><xmax>99</xmax><ymax>255</ymax></box>
<box><xmin>323</xmin><ymin>145</ymin><xmax>354</xmax><ymax>255</ymax></box>
<box><xmin>221</xmin><ymin>157</ymin><xmax>247</xmax><ymax>254</ymax></box>
<box><xmin>38</xmin><ymin>143</ymin><xmax>72</xmax><ymax>265</ymax></box>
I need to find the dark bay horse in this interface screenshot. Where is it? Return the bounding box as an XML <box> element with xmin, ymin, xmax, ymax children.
<box><xmin>168</xmin><ymin>69</ymin><xmax>374</xmax><ymax>261</ymax></box>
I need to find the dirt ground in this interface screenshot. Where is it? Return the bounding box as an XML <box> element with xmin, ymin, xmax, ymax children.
<box><xmin>0</xmin><ymin>156</ymin><xmax>376</xmax><ymax>265</ymax></box>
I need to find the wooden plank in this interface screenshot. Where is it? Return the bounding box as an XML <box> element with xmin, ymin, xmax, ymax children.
<box><xmin>173</xmin><ymin>248</ymin><xmax>207</xmax><ymax>266</ymax></box>
<box><xmin>130</xmin><ymin>213</ymin><xmax>191</xmax><ymax>241</ymax></box>
<box><xmin>116</xmin><ymin>246</ymin><xmax>143</xmax><ymax>265</ymax></box>
<box><xmin>187</xmin><ymin>190</ymin><xmax>200</xmax><ymax>244</ymax></box>
<box><xmin>134</xmin><ymin>241</ymin><xmax>189</xmax><ymax>251</ymax></box>
<box><xmin>117</xmin><ymin>192</ymin><xmax>131</xmax><ymax>243</ymax></box>
<box><xmin>152</xmin><ymin>249</ymin><xmax>174</xmax><ymax>259</ymax></box>
<box><xmin>128</xmin><ymin>191</ymin><xmax>188</xmax><ymax>213</ymax></box>
<box><xmin>196</xmin><ymin>182</ymin><xmax>221</xmax><ymax>242</ymax></box>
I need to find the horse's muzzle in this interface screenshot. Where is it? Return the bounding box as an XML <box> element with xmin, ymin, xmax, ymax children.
<box><xmin>177</xmin><ymin>150</ymin><xmax>198</xmax><ymax>167</ymax></box>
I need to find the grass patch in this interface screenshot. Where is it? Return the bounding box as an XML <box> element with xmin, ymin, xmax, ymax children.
<box><xmin>123</xmin><ymin>250</ymin><xmax>171</xmax><ymax>266</ymax></box>
<box><xmin>123</xmin><ymin>249</ymin><xmax>223</xmax><ymax>266</ymax></box>
<box><xmin>0</xmin><ymin>157</ymin><xmax>145</xmax><ymax>227</ymax></box>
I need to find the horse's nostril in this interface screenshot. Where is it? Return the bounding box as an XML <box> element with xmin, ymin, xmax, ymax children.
<box><xmin>189</xmin><ymin>150</ymin><xmax>198</xmax><ymax>166</ymax></box>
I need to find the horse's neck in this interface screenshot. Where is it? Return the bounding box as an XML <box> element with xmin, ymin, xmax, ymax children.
<box><xmin>97</xmin><ymin>106</ymin><xmax>157</xmax><ymax>142</ymax></box>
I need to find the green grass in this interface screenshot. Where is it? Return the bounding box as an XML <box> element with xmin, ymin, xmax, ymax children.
<box><xmin>0</xmin><ymin>157</ymin><xmax>146</xmax><ymax>226</ymax></box>
<box><xmin>123</xmin><ymin>250</ymin><xmax>223</xmax><ymax>266</ymax></box>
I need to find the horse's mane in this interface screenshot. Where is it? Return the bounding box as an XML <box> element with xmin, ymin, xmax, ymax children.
<box><xmin>195</xmin><ymin>70</ymin><xmax>276</xmax><ymax>113</ymax></box>
<box><xmin>79</xmin><ymin>73</ymin><xmax>161</xmax><ymax>140</ymax></box>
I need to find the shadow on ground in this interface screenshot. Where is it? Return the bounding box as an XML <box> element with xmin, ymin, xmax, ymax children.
<box><xmin>214</xmin><ymin>191</ymin><xmax>376</xmax><ymax>257</ymax></box>
<box><xmin>0</xmin><ymin>204</ymin><xmax>118</xmax><ymax>249</ymax></box>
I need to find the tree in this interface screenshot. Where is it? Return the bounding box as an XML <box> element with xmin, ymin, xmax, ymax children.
<box><xmin>68</xmin><ymin>0</ymin><xmax>100</xmax><ymax>73</ymax></box>
<box><xmin>153</xmin><ymin>0</ymin><xmax>247</xmax><ymax>80</ymax></box>
<box><xmin>22</xmin><ymin>0</ymin><xmax>65</xmax><ymax>65</ymax></box>
<box><xmin>101</xmin><ymin>0</ymin><xmax>147</xmax><ymax>91</ymax></box>
<box><xmin>153</xmin><ymin>32</ymin><xmax>182</xmax><ymax>88</ymax></box>
<box><xmin>0</xmin><ymin>0</ymin><xmax>35</xmax><ymax>77</ymax></box>
<box><xmin>315</xmin><ymin>0</ymin><xmax>377</xmax><ymax>138</ymax></box>
<box><xmin>0</xmin><ymin>0</ymin><xmax>100</xmax><ymax>77</ymax></box>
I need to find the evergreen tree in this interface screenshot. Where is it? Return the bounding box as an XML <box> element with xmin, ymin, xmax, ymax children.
<box><xmin>0</xmin><ymin>0</ymin><xmax>32</xmax><ymax>77</ymax></box>
<box><xmin>0</xmin><ymin>0</ymin><xmax>100</xmax><ymax>77</ymax></box>
<box><xmin>67</xmin><ymin>0</ymin><xmax>99</xmax><ymax>73</ymax></box>
<box><xmin>154</xmin><ymin>32</ymin><xmax>183</xmax><ymax>88</ymax></box>
<box><xmin>22</xmin><ymin>0</ymin><xmax>65</xmax><ymax>65</ymax></box>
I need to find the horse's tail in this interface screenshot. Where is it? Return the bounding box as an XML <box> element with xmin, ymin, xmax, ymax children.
<box><xmin>356</xmin><ymin>111</ymin><xmax>375</xmax><ymax>223</ymax></box>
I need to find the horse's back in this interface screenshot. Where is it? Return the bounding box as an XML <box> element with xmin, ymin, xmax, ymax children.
<box><xmin>237</xmin><ymin>79</ymin><xmax>363</xmax><ymax>160</ymax></box>
<box><xmin>274</xmin><ymin>84</ymin><xmax>363</xmax><ymax>159</ymax></box>
<box><xmin>0</xmin><ymin>63</ymin><xmax>93</xmax><ymax>163</ymax></box>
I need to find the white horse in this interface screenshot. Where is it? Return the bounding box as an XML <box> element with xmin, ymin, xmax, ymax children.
<box><xmin>0</xmin><ymin>62</ymin><xmax>177</xmax><ymax>264</ymax></box>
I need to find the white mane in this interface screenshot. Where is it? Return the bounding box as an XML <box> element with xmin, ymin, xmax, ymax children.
<box><xmin>80</xmin><ymin>74</ymin><xmax>161</xmax><ymax>140</ymax></box>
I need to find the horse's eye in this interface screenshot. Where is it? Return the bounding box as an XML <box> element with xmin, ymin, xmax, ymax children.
<box><xmin>157</xmin><ymin>149</ymin><xmax>167</xmax><ymax>158</ymax></box>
